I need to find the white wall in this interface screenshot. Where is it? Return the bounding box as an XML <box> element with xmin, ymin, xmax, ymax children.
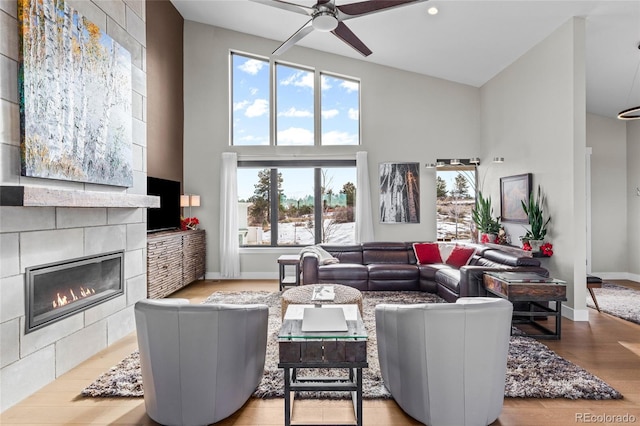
<box><xmin>586</xmin><ymin>113</ymin><xmax>628</xmax><ymax>275</ymax></box>
<box><xmin>182</xmin><ymin>23</ymin><xmax>481</xmax><ymax>278</ymax></box>
<box><xmin>182</xmin><ymin>19</ymin><xmax>634</xmax><ymax>298</ymax></box>
<box><xmin>628</xmin><ymin>121</ymin><xmax>640</xmax><ymax>279</ymax></box>
<box><xmin>480</xmin><ymin>18</ymin><xmax>588</xmax><ymax>319</ymax></box>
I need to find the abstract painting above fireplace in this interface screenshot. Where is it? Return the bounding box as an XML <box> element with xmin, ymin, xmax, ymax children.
<box><xmin>24</xmin><ymin>251</ymin><xmax>125</xmax><ymax>334</ymax></box>
<box><xmin>18</xmin><ymin>0</ymin><xmax>133</xmax><ymax>187</ymax></box>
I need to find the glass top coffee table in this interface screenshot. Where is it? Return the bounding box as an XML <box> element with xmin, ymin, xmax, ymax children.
<box><xmin>483</xmin><ymin>271</ymin><xmax>567</xmax><ymax>339</ymax></box>
<box><xmin>278</xmin><ymin>304</ymin><xmax>368</xmax><ymax>426</ymax></box>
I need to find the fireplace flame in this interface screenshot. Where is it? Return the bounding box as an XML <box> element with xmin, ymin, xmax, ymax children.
<box><xmin>51</xmin><ymin>286</ymin><xmax>97</xmax><ymax>308</ymax></box>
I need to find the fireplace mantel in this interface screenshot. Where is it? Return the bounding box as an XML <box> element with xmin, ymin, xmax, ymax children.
<box><xmin>0</xmin><ymin>186</ymin><xmax>160</xmax><ymax>208</ymax></box>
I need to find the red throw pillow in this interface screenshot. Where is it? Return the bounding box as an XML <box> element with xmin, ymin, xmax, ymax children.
<box><xmin>446</xmin><ymin>245</ymin><xmax>476</xmax><ymax>268</ymax></box>
<box><xmin>413</xmin><ymin>242</ymin><xmax>443</xmax><ymax>264</ymax></box>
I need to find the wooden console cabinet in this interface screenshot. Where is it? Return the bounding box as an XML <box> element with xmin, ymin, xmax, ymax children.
<box><xmin>147</xmin><ymin>229</ymin><xmax>206</xmax><ymax>298</ymax></box>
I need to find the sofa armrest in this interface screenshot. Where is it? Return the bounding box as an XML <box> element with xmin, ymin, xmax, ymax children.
<box><xmin>459</xmin><ymin>266</ymin><xmax>497</xmax><ymax>297</ymax></box>
<box><xmin>301</xmin><ymin>253</ymin><xmax>320</xmax><ymax>285</ymax></box>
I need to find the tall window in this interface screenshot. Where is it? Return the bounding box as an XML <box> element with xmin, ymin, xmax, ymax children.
<box><xmin>276</xmin><ymin>64</ymin><xmax>314</xmax><ymax>146</ymax></box>
<box><xmin>238</xmin><ymin>161</ymin><xmax>357</xmax><ymax>246</ymax></box>
<box><xmin>231</xmin><ymin>52</ymin><xmax>360</xmax><ymax>146</ymax></box>
<box><xmin>436</xmin><ymin>165</ymin><xmax>477</xmax><ymax>241</ymax></box>
<box><xmin>231</xmin><ymin>54</ymin><xmax>270</xmax><ymax>146</ymax></box>
<box><xmin>321</xmin><ymin>74</ymin><xmax>359</xmax><ymax>145</ymax></box>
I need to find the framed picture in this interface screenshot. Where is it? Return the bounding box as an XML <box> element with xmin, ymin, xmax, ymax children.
<box><xmin>379</xmin><ymin>162</ymin><xmax>420</xmax><ymax>223</ymax></box>
<box><xmin>18</xmin><ymin>0</ymin><xmax>133</xmax><ymax>187</ymax></box>
<box><xmin>500</xmin><ymin>173</ymin><xmax>532</xmax><ymax>223</ymax></box>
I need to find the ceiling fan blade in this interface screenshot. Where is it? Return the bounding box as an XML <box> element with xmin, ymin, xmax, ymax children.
<box><xmin>250</xmin><ymin>0</ymin><xmax>313</xmax><ymax>16</ymax></box>
<box><xmin>337</xmin><ymin>0</ymin><xmax>428</xmax><ymax>20</ymax></box>
<box><xmin>273</xmin><ymin>19</ymin><xmax>315</xmax><ymax>56</ymax></box>
<box><xmin>331</xmin><ymin>21</ymin><xmax>372</xmax><ymax>57</ymax></box>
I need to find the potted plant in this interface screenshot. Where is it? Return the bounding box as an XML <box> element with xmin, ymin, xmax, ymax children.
<box><xmin>520</xmin><ymin>184</ymin><xmax>551</xmax><ymax>252</ymax></box>
<box><xmin>471</xmin><ymin>191</ymin><xmax>501</xmax><ymax>243</ymax></box>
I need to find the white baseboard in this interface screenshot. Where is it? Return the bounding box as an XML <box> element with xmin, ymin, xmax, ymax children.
<box><xmin>590</xmin><ymin>271</ymin><xmax>640</xmax><ymax>282</ymax></box>
<box><xmin>561</xmin><ymin>304</ymin><xmax>590</xmax><ymax>322</ymax></box>
<box><xmin>205</xmin><ymin>272</ymin><xmax>278</xmax><ymax>280</ymax></box>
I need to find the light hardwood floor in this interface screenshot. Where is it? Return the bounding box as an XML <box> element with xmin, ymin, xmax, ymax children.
<box><xmin>2</xmin><ymin>279</ymin><xmax>640</xmax><ymax>425</ymax></box>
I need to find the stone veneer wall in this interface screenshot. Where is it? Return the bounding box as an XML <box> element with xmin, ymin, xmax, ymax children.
<box><xmin>0</xmin><ymin>0</ymin><xmax>147</xmax><ymax>411</ymax></box>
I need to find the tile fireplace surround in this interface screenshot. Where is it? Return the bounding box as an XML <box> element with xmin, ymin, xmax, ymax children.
<box><xmin>0</xmin><ymin>202</ymin><xmax>151</xmax><ymax>411</ymax></box>
<box><xmin>0</xmin><ymin>0</ymin><xmax>149</xmax><ymax>412</ymax></box>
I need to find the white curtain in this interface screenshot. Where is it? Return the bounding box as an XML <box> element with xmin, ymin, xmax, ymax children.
<box><xmin>356</xmin><ymin>151</ymin><xmax>375</xmax><ymax>242</ymax></box>
<box><xmin>220</xmin><ymin>152</ymin><xmax>240</xmax><ymax>278</ymax></box>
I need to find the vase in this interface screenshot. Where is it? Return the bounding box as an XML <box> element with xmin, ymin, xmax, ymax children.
<box><xmin>528</xmin><ymin>239</ymin><xmax>544</xmax><ymax>253</ymax></box>
<box><xmin>480</xmin><ymin>233</ymin><xmax>498</xmax><ymax>244</ymax></box>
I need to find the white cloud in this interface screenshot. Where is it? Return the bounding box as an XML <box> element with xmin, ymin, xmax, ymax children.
<box><xmin>341</xmin><ymin>80</ymin><xmax>359</xmax><ymax>93</ymax></box>
<box><xmin>280</xmin><ymin>70</ymin><xmax>314</xmax><ymax>90</ymax></box>
<box><xmin>250</xmin><ymin>87</ymin><xmax>259</xmax><ymax>96</ymax></box>
<box><xmin>233</xmin><ymin>100</ymin><xmax>249</xmax><ymax>111</ymax></box>
<box><xmin>348</xmin><ymin>108</ymin><xmax>359</xmax><ymax>120</ymax></box>
<box><xmin>237</xmin><ymin>134</ymin><xmax>269</xmax><ymax>145</ymax></box>
<box><xmin>277</xmin><ymin>127</ymin><xmax>314</xmax><ymax>145</ymax></box>
<box><xmin>322</xmin><ymin>109</ymin><xmax>339</xmax><ymax>119</ymax></box>
<box><xmin>322</xmin><ymin>130</ymin><xmax>358</xmax><ymax>146</ymax></box>
<box><xmin>239</xmin><ymin>59</ymin><xmax>265</xmax><ymax>75</ymax></box>
<box><xmin>320</xmin><ymin>75</ymin><xmax>332</xmax><ymax>91</ymax></box>
<box><xmin>245</xmin><ymin>99</ymin><xmax>268</xmax><ymax>117</ymax></box>
<box><xmin>278</xmin><ymin>107</ymin><xmax>313</xmax><ymax>118</ymax></box>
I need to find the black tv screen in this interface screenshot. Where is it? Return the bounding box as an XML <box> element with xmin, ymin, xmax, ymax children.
<box><xmin>147</xmin><ymin>177</ymin><xmax>181</xmax><ymax>232</ymax></box>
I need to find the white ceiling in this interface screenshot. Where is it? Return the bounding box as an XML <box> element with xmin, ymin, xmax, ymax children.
<box><xmin>169</xmin><ymin>0</ymin><xmax>640</xmax><ymax>119</ymax></box>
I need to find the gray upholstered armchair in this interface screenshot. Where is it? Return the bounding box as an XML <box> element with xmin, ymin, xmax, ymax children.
<box><xmin>375</xmin><ymin>297</ymin><xmax>513</xmax><ymax>426</ymax></box>
<box><xmin>134</xmin><ymin>298</ymin><xmax>269</xmax><ymax>426</ymax></box>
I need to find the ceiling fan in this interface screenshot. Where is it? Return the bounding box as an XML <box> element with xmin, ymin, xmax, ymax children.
<box><xmin>251</xmin><ymin>0</ymin><xmax>428</xmax><ymax>57</ymax></box>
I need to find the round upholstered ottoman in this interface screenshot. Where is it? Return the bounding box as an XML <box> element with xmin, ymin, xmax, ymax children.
<box><xmin>281</xmin><ymin>284</ymin><xmax>363</xmax><ymax>319</ymax></box>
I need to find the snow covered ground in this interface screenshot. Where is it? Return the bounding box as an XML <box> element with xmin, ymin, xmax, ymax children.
<box><xmin>248</xmin><ymin>212</ymin><xmax>472</xmax><ymax>245</ymax></box>
<box><xmin>261</xmin><ymin>220</ymin><xmax>356</xmax><ymax>245</ymax></box>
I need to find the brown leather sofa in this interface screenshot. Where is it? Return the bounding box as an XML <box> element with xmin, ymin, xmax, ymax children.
<box><xmin>301</xmin><ymin>242</ymin><xmax>548</xmax><ymax>302</ymax></box>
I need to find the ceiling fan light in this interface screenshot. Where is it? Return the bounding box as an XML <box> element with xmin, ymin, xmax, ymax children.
<box><xmin>618</xmin><ymin>105</ymin><xmax>640</xmax><ymax>120</ymax></box>
<box><xmin>313</xmin><ymin>12</ymin><xmax>338</xmax><ymax>32</ymax></box>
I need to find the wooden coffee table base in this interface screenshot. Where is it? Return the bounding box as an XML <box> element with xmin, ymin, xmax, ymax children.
<box><xmin>278</xmin><ymin>304</ymin><xmax>368</xmax><ymax>426</ymax></box>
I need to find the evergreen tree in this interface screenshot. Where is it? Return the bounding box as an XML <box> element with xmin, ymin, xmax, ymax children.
<box><xmin>436</xmin><ymin>176</ymin><xmax>448</xmax><ymax>198</ymax></box>
<box><xmin>453</xmin><ymin>173</ymin><xmax>470</xmax><ymax>198</ymax></box>
<box><xmin>248</xmin><ymin>169</ymin><xmax>282</xmax><ymax>226</ymax></box>
<box><xmin>341</xmin><ymin>182</ymin><xmax>356</xmax><ymax>206</ymax></box>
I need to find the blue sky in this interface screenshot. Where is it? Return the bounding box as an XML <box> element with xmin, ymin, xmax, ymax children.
<box><xmin>232</xmin><ymin>54</ymin><xmax>359</xmax><ymax>146</ymax></box>
<box><xmin>233</xmin><ymin>53</ymin><xmax>359</xmax><ymax>201</ymax></box>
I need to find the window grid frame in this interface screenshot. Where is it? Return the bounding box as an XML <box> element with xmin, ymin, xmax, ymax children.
<box><xmin>230</xmin><ymin>51</ymin><xmax>361</xmax><ymax>147</ymax></box>
<box><xmin>238</xmin><ymin>159</ymin><xmax>356</xmax><ymax>247</ymax></box>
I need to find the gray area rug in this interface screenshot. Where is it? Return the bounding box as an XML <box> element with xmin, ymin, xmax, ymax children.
<box><xmin>587</xmin><ymin>282</ymin><xmax>640</xmax><ymax>325</ymax></box>
<box><xmin>82</xmin><ymin>290</ymin><xmax>622</xmax><ymax>400</ymax></box>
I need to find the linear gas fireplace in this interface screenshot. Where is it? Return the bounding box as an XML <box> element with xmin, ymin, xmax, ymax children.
<box><xmin>25</xmin><ymin>251</ymin><xmax>124</xmax><ymax>334</ymax></box>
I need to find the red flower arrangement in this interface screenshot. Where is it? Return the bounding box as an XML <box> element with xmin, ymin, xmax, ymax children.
<box><xmin>180</xmin><ymin>216</ymin><xmax>200</xmax><ymax>231</ymax></box>
<box><xmin>521</xmin><ymin>241</ymin><xmax>553</xmax><ymax>257</ymax></box>
<box><xmin>481</xmin><ymin>234</ymin><xmax>491</xmax><ymax>244</ymax></box>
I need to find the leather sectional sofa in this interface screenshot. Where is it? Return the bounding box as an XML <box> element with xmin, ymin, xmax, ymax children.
<box><xmin>301</xmin><ymin>241</ymin><xmax>548</xmax><ymax>302</ymax></box>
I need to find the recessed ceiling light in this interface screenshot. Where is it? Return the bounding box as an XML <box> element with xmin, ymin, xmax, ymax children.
<box><xmin>427</xmin><ymin>6</ymin><xmax>439</xmax><ymax>15</ymax></box>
